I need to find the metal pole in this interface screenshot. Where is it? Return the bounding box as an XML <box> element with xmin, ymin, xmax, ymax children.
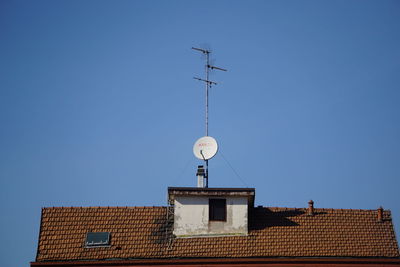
<box><xmin>205</xmin><ymin>51</ymin><xmax>209</xmax><ymax>137</ymax></box>
<box><xmin>205</xmin><ymin>159</ymin><xmax>209</xmax><ymax>188</ymax></box>
<box><xmin>205</xmin><ymin>52</ymin><xmax>209</xmax><ymax>187</ymax></box>
<box><xmin>192</xmin><ymin>46</ymin><xmax>226</xmax><ymax>188</ymax></box>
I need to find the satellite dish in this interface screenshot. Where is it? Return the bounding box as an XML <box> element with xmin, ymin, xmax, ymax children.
<box><xmin>193</xmin><ymin>136</ymin><xmax>218</xmax><ymax>160</ymax></box>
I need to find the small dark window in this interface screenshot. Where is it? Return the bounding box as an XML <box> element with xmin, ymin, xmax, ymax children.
<box><xmin>85</xmin><ymin>232</ymin><xmax>110</xmax><ymax>247</ymax></box>
<box><xmin>209</xmin><ymin>199</ymin><xmax>226</xmax><ymax>221</ymax></box>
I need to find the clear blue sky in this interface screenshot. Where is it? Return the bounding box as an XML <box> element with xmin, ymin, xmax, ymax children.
<box><xmin>1</xmin><ymin>1</ymin><xmax>399</xmax><ymax>266</ymax></box>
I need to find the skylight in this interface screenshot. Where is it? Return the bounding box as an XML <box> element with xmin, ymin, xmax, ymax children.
<box><xmin>85</xmin><ymin>232</ymin><xmax>110</xmax><ymax>247</ymax></box>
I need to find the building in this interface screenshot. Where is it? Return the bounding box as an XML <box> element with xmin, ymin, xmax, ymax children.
<box><xmin>31</xmin><ymin>174</ymin><xmax>400</xmax><ymax>266</ymax></box>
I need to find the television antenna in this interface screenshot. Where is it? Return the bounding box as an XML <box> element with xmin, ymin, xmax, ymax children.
<box><xmin>192</xmin><ymin>47</ymin><xmax>226</xmax><ymax>187</ymax></box>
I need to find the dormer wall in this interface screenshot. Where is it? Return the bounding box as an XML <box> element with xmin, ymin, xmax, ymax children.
<box><xmin>168</xmin><ymin>187</ymin><xmax>255</xmax><ymax>237</ymax></box>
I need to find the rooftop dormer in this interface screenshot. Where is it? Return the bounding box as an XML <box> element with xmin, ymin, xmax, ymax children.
<box><xmin>168</xmin><ymin>187</ymin><xmax>255</xmax><ymax>237</ymax></box>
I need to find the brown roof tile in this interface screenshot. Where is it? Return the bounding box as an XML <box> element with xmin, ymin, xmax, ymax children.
<box><xmin>35</xmin><ymin>206</ymin><xmax>400</xmax><ymax>262</ymax></box>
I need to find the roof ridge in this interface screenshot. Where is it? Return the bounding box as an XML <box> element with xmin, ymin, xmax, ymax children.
<box><xmin>264</xmin><ymin>206</ymin><xmax>391</xmax><ymax>212</ymax></box>
<box><xmin>43</xmin><ymin>206</ymin><xmax>390</xmax><ymax>212</ymax></box>
<box><xmin>43</xmin><ymin>206</ymin><xmax>167</xmax><ymax>209</ymax></box>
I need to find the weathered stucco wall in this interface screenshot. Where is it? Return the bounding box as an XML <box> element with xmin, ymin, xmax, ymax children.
<box><xmin>173</xmin><ymin>196</ymin><xmax>248</xmax><ymax>237</ymax></box>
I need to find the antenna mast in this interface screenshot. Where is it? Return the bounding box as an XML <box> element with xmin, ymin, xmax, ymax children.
<box><xmin>192</xmin><ymin>47</ymin><xmax>226</xmax><ymax>187</ymax></box>
<box><xmin>192</xmin><ymin>47</ymin><xmax>226</xmax><ymax>136</ymax></box>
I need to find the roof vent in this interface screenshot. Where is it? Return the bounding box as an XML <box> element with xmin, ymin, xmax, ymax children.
<box><xmin>307</xmin><ymin>200</ymin><xmax>314</xmax><ymax>216</ymax></box>
<box><xmin>377</xmin><ymin>206</ymin><xmax>383</xmax><ymax>222</ymax></box>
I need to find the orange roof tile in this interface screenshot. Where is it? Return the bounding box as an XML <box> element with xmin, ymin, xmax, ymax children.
<box><xmin>35</xmin><ymin>206</ymin><xmax>399</xmax><ymax>262</ymax></box>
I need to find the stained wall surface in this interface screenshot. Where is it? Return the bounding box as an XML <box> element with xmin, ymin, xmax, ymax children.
<box><xmin>173</xmin><ymin>196</ymin><xmax>248</xmax><ymax>236</ymax></box>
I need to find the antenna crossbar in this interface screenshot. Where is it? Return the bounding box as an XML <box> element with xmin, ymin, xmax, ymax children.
<box><xmin>192</xmin><ymin>47</ymin><xmax>210</xmax><ymax>54</ymax></box>
<box><xmin>208</xmin><ymin>65</ymin><xmax>227</xmax><ymax>72</ymax></box>
<box><xmin>194</xmin><ymin>77</ymin><xmax>217</xmax><ymax>85</ymax></box>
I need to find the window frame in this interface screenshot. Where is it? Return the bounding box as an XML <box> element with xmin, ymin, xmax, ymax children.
<box><xmin>209</xmin><ymin>198</ymin><xmax>227</xmax><ymax>222</ymax></box>
<box><xmin>85</xmin><ymin>232</ymin><xmax>111</xmax><ymax>248</ymax></box>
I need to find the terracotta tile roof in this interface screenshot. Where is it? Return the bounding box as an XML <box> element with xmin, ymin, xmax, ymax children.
<box><xmin>36</xmin><ymin>206</ymin><xmax>400</xmax><ymax>262</ymax></box>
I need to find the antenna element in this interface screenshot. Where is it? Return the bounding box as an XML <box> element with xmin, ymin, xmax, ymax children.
<box><xmin>192</xmin><ymin>47</ymin><xmax>227</xmax><ymax>136</ymax></box>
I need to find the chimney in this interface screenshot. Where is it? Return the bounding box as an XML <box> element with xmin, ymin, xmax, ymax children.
<box><xmin>196</xmin><ymin>165</ymin><xmax>205</xmax><ymax>188</ymax></box>
<box><xmin>308</xmin><ymin>200</ymin><xmax>314</xmax><ymax>216</ymax></box>
<box><xmin>377</xmin><ymin>206</ymin><xmax>383</xmax><ymax>222</ymax></box>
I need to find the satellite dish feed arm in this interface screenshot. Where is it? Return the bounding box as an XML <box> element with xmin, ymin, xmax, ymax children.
<box><xmin>200</xmin><ymin>150</ymin><xmax>206</xmax><ymax>161</ymax></box>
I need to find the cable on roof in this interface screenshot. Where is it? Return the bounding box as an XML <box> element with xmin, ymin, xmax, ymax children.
<box><xmin>220</xmin><ymin>151</ymin><xmax>249</xmax><ymax>188</ymax></box>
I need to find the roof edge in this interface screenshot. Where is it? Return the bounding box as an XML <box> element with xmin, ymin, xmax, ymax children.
<box><xmin>31</xmin><ymin>257</ymin><xmax>400</xmax><ymax>266</ymax></box>
<box><xmin>35</xmin><ymin>208</ymin><xmax>44</xmax><ymax>262</ymax></box>
<box><xmin>168</xmin><ymin>187</ymin><xmax>255</xmax><ymax>205</ymax></box>
<box><xmin>168</xmin><ymin>187</ymin><xmax>255</xmax><ymax>192</ymax></box>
